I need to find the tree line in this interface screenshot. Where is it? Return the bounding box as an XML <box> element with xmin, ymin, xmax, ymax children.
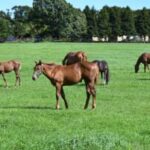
<box><xmin>0</xmin><ymin>0</ymin><xmax>150</xmax><ymax>42</ymax></box>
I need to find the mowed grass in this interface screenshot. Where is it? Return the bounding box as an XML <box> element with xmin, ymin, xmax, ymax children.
<box><xmin>0</xmin><ymin>42</ymin><xmax>150</xmax><ymax>150</ymax></box>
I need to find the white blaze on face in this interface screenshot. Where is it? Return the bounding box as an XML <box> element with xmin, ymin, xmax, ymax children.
<box><xmin>32</xmin><ymin>70</ymin><xmax>42</xmax><ymax>80</ymax></box>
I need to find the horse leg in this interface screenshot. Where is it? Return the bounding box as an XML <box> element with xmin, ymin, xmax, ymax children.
<box><xmin>144</xmin><ymin>64</ymin><xmax>147</xmax><ymax>72</ymax></box>
<box><xmin>2</xmin><ymin>73</ymin><xmax>8</xmax><ymax>87</ymax></box>
<box><xmin>146</xmin><ymin>63</ymin><xmax>149</xmax><ymax>71</ymax></box>
<box><xmin>55</xmin><ymin>83</ymin><xmax>62</xmax><ymax>109</ymax></box>
<box><xmin>14</xmin><ymin>70</ymin><xmax>21</xmax><ymax>86</ymax></box>
<box><xmin>84</xmin><ymin>84</ymin><xmax>91</xmax><ymax>109</ymax></box>
<box><xmin>90</xmin><ymin>86</ymin><xmax>96</xmax><ymax>109</ymax></box>
<box><xmin>103</xmin><ymin>71</ymin><xmax>107</xmax><ymax>85</ymax></box>
<box><xmin>88</xmin><ymin>81</ymin><xmax>96</xmax><ymax>109</ymax></box>
<box><xmin>61</xmin><ymin>87</ymin><xmax>68</xmax><ymax>109</ymax></box>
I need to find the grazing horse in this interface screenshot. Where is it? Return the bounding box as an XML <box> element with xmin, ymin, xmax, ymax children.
<box><xmin>62</xmin><ymin>51</ymin><xmax>87</xmax><ymax>65</ymax></box>
<box><xmin>32</xmin><ymin>60</ymin><xmax>99</xmax><ymax>109</ymax></box>
<box><xmin>92</xmin><ymin>60</ymin><xmax>110</xmax><ymax>85</ymax></box>
<box><xmin>135</xmin><ymin>53</ymin><xmax>150</xmax><ymax>73</ymax></box>
<box><xmin>0</xmin><ymin>60</ymin><xmax>21</xmax><ymax>87</ymax></box>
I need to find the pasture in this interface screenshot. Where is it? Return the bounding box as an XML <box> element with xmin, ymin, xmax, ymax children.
<box><xmin>0</xmin><ymin>42</ymin><xmax>150</xmax><ymax>150</ymax></box>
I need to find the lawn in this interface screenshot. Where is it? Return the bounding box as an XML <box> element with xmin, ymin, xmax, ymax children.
<box><xmin>0</xmin><ymin>42</ymin><xmax>150</xmax><ymax>150</ymax></box>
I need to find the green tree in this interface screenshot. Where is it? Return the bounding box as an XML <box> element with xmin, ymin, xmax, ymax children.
<box><xmin>135</xmin><ymin>8</ymin><xmax>150</xmax><ymax>41</ymax></box>
<box><xmin>121</xmin><ymin>7</ymin><xmax>136</xmax><ymax>40</ymax></box>
<box><xmin>12</xmin><ymin>6</ymin><xmax>33</xmax><ymax>38</ymax></box>
<box><xmin>97</xmin><ymin>6</ymin><xmax>111</xmax><ymax>41</ymax></box>
<box><xmin>32</xmin><ymin>0</ymin><xmax>86</xmax><ymax>40</ymax></box>
<box><xmin>60</xmin><ymin>7</ymin><xmax>87</xmax><ymax>41</ymax></box>
<box><xmin>83</xmin><ymin>6</ymin><xmax>98</xmax><ymax>40</ymax></box>
<box><xmin>0</xmin><ymin>11</ymin><xmax>11</xmax><ymax>41</ymax></box>
<box><xmin>109</xmin><ymin>7</ymin><xmax>122</xmax><ymax>41</ymax></box>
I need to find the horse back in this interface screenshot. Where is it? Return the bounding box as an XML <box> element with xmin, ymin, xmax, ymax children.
<box><xmin>47</xmin><ymin>64</ymin><xmax>82</xmax><ymax>85</ymax></box>
<box><xmin>142</xmin><ymin>53</ymin><xmax>150</xmax><ymax>63</ymax></box>
<box><xmin>0</xmin><ymin>60</ymin><xmax>21</xmax><ymax>73</ymax></box>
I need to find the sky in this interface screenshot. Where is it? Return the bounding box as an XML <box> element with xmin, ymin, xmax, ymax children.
<box><xmin>0</xmin><ymin>0</ymin><xmax>150</xmax><ymax>12</ymax></box>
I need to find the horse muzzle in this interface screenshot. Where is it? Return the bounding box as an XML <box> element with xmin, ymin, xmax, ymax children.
<box><xmin>32</xmin><ymin>75</ymin><xmax>37</xmax><ymax>80</ymax></box>
<box><xmin>32</xmin><ymin>76</ymin><xmax>36</xmax><ymax>80</ymax></box>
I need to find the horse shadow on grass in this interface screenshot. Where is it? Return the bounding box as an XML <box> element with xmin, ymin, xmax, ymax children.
<box><xmin>0</xmin><ymin>84</ymin><xmax>4</xmax><ymax>88</ymax></box>
<box><xmin>0</xmin><ymin>106</ymin><xmax>56</xmax><ymax>110</ymax></box>
<box><xmin>137</xmin><ymin>78</ymin><xmax>150</xmax><ymax>81</ymax></box>
<box><xmin>77</xmin><ymin>82</ymin><xmax>107</xmax><ymax>87</ymax></box>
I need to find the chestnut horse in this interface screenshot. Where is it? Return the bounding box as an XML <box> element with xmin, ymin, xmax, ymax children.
<box><xmin>92</xmin><ymin>60</ymin><xmax>110</xmax><ymax>85</ymax></box>
<box><xmin>62</xmin><ymin>51</ymin><xmax>87</xmax><ymax>65</ymax></box>
<box><xmin>0</xmin><ymin>60</ymin><xmax>21</xmax><ymax>87</ymax></box>
<box><xmin>32</xmin><ymin>60</ymin><xmax>99</xmax><ymax>109</ymax></box>
<box><xmin>135</xmin><ymin>52</ymin><xmax>150</xmax><ymax>73</ymax></box>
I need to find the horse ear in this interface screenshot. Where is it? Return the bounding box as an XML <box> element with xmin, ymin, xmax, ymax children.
<box><xmin>39</xmin><ymin>60</ymin><xmax>42</xmax><ymax>64</ymax></box>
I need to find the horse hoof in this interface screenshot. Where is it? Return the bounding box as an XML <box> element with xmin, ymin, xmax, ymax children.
<box><xmin>92</xmin><ymin>105</ymin><xmax>96</xmax><ymax>109</ymax></box>
<box><xmin>56</xmin><ymin>106</ymin><xmax>60</xmax><ymax>110</ymax></box>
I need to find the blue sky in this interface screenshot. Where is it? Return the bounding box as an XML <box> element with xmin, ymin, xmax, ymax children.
<box><xmin>0</xmin><ymin>0</ymin><xmax>150</xmax><ymax>11</ymax></box>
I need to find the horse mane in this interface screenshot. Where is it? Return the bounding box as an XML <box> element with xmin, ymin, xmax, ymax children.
<box><xmin>44</xmin><ymin>63</ymin><xmax>56</xmax><ymax>66</ymax></box>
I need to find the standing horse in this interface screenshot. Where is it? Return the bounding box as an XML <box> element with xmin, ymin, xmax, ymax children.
<box><xmin>0</xmin><ymin>60</ymin><xmax>21</xmax><ymax>87</ymax></box>
<box><xmin>62</xmin><ymin>51</ymin><xmax>87</xmax><ymax>65</ymax></box>
<box><xmin>92</xmin><ymin>60</ymin><xmax>110</xmax><ymax>85</ymax></box>
<box><xmin>32</xmin><ymin>60</ymin><xmax>99</xmax><ymax>109</ymax></box>
<box><xmin>135</xmin><ymin>53</ymin><xmax>150</xmax><ymax>73</ymax></box>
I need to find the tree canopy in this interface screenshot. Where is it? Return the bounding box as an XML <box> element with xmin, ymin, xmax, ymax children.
<box><xmin>0</xmin><ymin>0</ymin><xmax>150</xmax><ymax>42</ymax></box>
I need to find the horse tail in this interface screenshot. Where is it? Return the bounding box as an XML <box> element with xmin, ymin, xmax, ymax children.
<box><xmin>105</xmin><ymin>67</ymin><xmax>110</xmax><ymax>84</ymax></box>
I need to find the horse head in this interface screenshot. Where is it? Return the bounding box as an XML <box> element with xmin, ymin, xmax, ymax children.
<box><xmin>134</xmin><ymin>64</ymin><xmax>139</xmax><ymax>73</ymax></box>
<box><xmin>32</xmin><ymin>60</ymin><xmax>43</xmax><ymax>80</ymax></box>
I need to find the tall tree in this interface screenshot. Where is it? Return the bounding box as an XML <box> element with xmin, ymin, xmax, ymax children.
<box><xmin>97</xmin><ymin>6</ymin><xmax>111</xmax><ymax>41</ymax></box>
<box><xmin>83</xmin><ymin>6</ymin><xmax>98</xmax><ymax>40</ymax></box>
<box><xmin>12</xmin><ymin>6</ymin><xmax>33</xmax><ymax>38</ymax></box>
<box><xmin>32</xmin><ymin>0</ymin><xmax>87</xmax><ymax>40</ymax></box>
<box><xmin>135</xmin><ymin>8</ymin><xmax>150</xmax><ymax>41</ymax></box>
<box><xmin>0</xmin><ymin>11</ymin><xmax>11</xmax><ymax>41</ymax></box>
<box><xmin>109</xmin><ymin>7</ymin><xmax>122</xmax><ymax>41</ymax></box>
<box><xmin>121</xmin><ymin>7</ymin><xmax>136</xmax><ymax>40</ymax></box>
<box><xmin>60</xmin><ymin>7</ymin><xmax>87</xmax><ymax>41</ymax></box>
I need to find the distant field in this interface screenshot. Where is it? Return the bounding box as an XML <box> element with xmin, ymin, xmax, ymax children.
<box><xmin>0</xmin><ymin>42</ymin><xmax>150</xmax><ymax>150</ymax></box>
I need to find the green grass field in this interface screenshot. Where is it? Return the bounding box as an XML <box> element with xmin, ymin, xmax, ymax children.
<box><xmin>0</xmin><ymin>42</ymin><xmax>150</xmax><ymax>150</ymax></box>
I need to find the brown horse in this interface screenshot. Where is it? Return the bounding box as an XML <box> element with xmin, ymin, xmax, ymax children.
<box><xmin>135</xmin><ymin>53</ymin><xmax>150</xmax><ymax>73</ymax></box>
<box><xmin>0</xmin><ymin>60</ymin><xmax>21</xmax><ymax>87</ymax></box>
<box><xmin>62</xmin><ymin>51</ymin><xmax>87</xmax><ymax>65</ymax></box>
<box><xmin>32</xmin><ymin>60</ymin><xmax>99</xmax><ymax>109</ymax></box>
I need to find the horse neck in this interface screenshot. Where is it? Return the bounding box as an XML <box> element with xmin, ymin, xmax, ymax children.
<box><xmin>42</xmin><ymin>64</ymin><xmax>55</xmax><ymax>77</ymax></box>
<box><xmin>135</xmin><ymin>57</ymin><xmax>141</xmax><ymax>67</ymax></box>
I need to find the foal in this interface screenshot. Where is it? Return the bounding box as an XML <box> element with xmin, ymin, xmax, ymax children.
<box><xmin>32</xmin><ymin>60</ymin><xmax>99</xmax><ymax>109</ymax></box>
<box><xmin>0</xmin><ymin>60</ymin><xmax>21</xmax><ymax>87</ymax></box>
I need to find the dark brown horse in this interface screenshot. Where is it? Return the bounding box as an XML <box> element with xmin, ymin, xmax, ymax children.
<box><xmin>135</xmin><ymin>53</ymin><xmax>150</xmax><ymax>73</ymax></box>
<box><xmin>92</xmin><ymin>60</ymin><xmax>110</xmax><ymax>85</ymax></box>
<box><xmin>32</xmin><ymin>60</ymin><xmax>99</xmax><ymax>109</ymax></box>
<box><xmin>62</xmin><ymin>51</ymin><xmax>87</xmax><ymax>65</ymax></box>
<box><xmin>0</xmin><ymin>60</ymin><xmax>21</xmax><ymax>87</ymax></box>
